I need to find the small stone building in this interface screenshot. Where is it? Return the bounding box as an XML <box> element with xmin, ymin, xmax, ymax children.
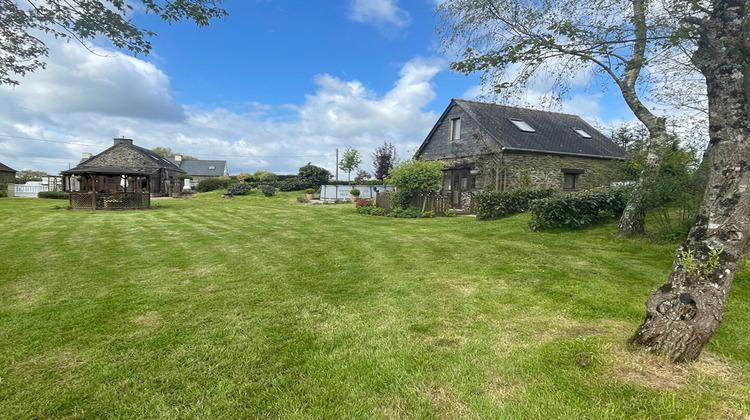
<box><xmin>0</xmin><ymin>162</ymin><xmax>17</xmax><ymax>195</ymax></box>
<box><xmin>415</xmin><ymin>99</ymin><xmax>629</xmax><ymax>208</ymax></box>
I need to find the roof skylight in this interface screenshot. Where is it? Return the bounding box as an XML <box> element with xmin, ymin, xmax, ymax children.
<box><xmin>573</xmin><ymin>128</ymin><xmax>592</xmax><ymax>138</ymax></box>
<box><xmin>509</xmin><ymin>118</ymin><xmax>536</xmax><ymax>133</ymax></box>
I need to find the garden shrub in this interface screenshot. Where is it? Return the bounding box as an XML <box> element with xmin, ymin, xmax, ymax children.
<box><xmin>197</xmin><ymin>177</ymin><xmax>230</xmax><ymax>192</ymax></box>
<box><xmin>421</xmin><ymin>210</ymin><xmax>435</xmax><ymax>218</ymax></box>
<box><xmin>390</xmin><ymin>190</ymin><xmax>412</xmax><ymax>209</ymax></box>
<box><xmin>399</xmin><ymin>206</ymin><xmax>423</xmax><ymax>219</ymax></box>
<box><xmin>0</xmin><ymin>190</ymin><xmax>7</xmax><ymax>198</ymax></box>
<box><xmin>355</xmin><ymin>206</ymin><xmax>375</xmax><ymax>215</ymax></box>
<box><xmin>474</xmin><ymin>188</ymin><xmax>556</xmax><ymax>220</ymax></box>
<box><xmin>261</xmin><ymin>185</ymin><xmax>276</xmax><ymax>197</ymax></box>
<box><xmin>279</xmin><ymin>178</ymin><xmax>305</xmax><ymax>192</ymax></box>
<box><xmin>370</xmin><ymin>207</ymin><xmax>386</xmax><ymax>216</ymax></box>
<box><xmin>226</xmin><ymin>183</ymin><xmax>252</xmax><ymax>196</ymax></box>
<box><xmin>305</xmin><ymin>188</ymin><xmax>315</xmax><ymax>194</ymax></box>
<box><xmin>528</xmin><ymin>188</ymin><xmax>627</xmax><ymax>231</ymax></box>
<box><xmin>253</xmin><ymin>171</ymin><xmax>278</xmax><ymax>184</ymax></box>
<box><xmin>444</xmin><ymin>209</ymin><xmax>458</xmax><ymax>217</ymax></box>
<box><xmin>349</xmin><ymin>188</ymin><xmax>361</xmax><ymax>196</ymax></box>
<box><xmin>355</xmin><ymin>198</ymin><xmax>373</xmax><ymax>208</ymax></box>
<box><xmin>38</xmin><ymin>191</ymin><xmax>69</xmax><ymax>199</ymax></box>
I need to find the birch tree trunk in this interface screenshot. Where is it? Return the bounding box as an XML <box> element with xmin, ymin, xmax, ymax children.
<box><xmin>631</xmin><ymin>0</ymin><xmax>750</xmax><ymax>362</ymax></box>
<box><xmin>616</xmin><ymin>0</ymin><xmax>670</xmax><ymax>235</ymax></box>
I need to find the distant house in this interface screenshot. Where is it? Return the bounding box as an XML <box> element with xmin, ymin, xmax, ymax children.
<box><xmin>415</xmin><ymin>99</ymin><xmax>629</xmax><ymax>209</ymax></box>
<box><xmin>0</xmin><ymin>162</ymin><xmax>17</xmax><ymax>194</ymax></box>
<box><xmin>168</xmin><ymin>155</ymin><xmax>229</xmax><ymax>184</ymax></box>
<box><xmin>62</xmin><ymin>138</ymin><xmax>185</xmax><ymax>210</ymax></box>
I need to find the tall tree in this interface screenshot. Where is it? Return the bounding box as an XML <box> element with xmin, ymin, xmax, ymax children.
<box><xmin>339</xmin><ymin>146</ymin><xmax>362</xmax><ymax>184</ymax></box>
<box><xmin>152</xmin><ymin>147</ymin><xmax>198</xmax><ymax>161</ymax></box>
<box><xmin>15</xmin><ymin>169</ymin><xmax>47</xmax><ymax>184</ymax></box>
<box><xmin>372</xmin><ymin>141</ymin><xmax>397</xmax><ymax>181</ymax></box>
<box><xmin>1</xmin><ymin>0</ymin><xmax>227</xmax><ymax>86</ymax></box>
<box><xmin>437</xmin><ymin>0</ymin><xmax>704</xmax><ymax>235</ymax></box>
<box><xmin>630</xmin><ymin>0</ymin><xmax>750</xmax><ymax>362</ymax></box>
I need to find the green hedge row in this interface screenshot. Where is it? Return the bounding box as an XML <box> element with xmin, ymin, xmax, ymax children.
<box><xmin>528</xmin><ymin>189</ymin><xmax>627</xmax><ymax>231</ymax></box>
<box><xmin>474</xmin><ymin>188</ymin><xmax>556</xmax><ymax>220</ymax></box>
<box><xmin>38</xmin><ymin>191</ymin><xmax>69</xmax><ymax>199</ymax></box>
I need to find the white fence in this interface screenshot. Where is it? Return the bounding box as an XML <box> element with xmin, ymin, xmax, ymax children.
<box><xmin>13</xmin><ymin>183</ymin><xmax>55</xmax><ymax>198</ymax></box>
<box><xmin>319</xmin><ymin>185</ymin><xmax>394</xmax><ymax>201</ymax></box>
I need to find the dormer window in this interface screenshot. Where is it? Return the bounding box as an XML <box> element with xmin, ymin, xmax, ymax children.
<box><xmin>208</xmin><ymin>165</ymin><xmax>216</xmax><ymax>170</ymax></box>
<box><xmin>451</xmin><ymin>118</ymin><xmax>461</xmax><ymax>141</ymax></box>
<box><xmin>509</xmin><ymin>118</ymin><xmax>536</xmax><ymax>133</ymax></box>
<box><xmin>573</xmin><ymin>128</ymin><xmax>592</xmax><ymax>138</ymax></box>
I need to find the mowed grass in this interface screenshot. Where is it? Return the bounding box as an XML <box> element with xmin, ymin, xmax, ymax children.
<box><xmin>1</xmin><ymin>192</ymin><xmax>749</xmax><ymax>419</ymax></box>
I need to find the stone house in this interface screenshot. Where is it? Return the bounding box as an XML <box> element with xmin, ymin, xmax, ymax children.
<box><xmin>0</xmin><ymin>162</ymin><xmax>17</xmax><ymax>195</ymax></box>
<box><xmin>415</xmin><ymin>99</ymin><xmax>630</xmax><ymax>208</ymax></box>
<box><xmin>167</xmin><ymin>155</ymin><xmax>228</xmax><ymax>185</ymax></box>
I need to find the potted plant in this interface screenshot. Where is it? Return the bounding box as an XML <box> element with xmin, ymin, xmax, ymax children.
<box><xmin>305</xmin><ymin>188</ymin><xmax>315</xmax><ymax>200</ymax></box>
<box><xmin>349</xmin><ymin>188</ymin><xmax>361</xmax><ymax>202</ymax></box>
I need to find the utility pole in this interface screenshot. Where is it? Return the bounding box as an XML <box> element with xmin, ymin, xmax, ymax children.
<box><xmin>335</xmin><ymin>148</ymin><xmax>339</xmax><ymax>181</ymax></box>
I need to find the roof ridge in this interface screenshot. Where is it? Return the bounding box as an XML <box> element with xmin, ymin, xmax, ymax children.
<box><xmin>452</xmin><ymin>98</ymin><xmax>581</xmax><ymax>118</ymax></box>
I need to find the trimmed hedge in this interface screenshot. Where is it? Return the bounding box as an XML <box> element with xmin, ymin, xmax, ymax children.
<box><xmin>528</xmin><ymin>188</ymin><xmax>627</xmax><ymax>231</ymax></box>
<box><xmin>196</xmin><ymin>177</ymin><xmax>231</xmax><ymax>192</ymax></box>
<box><xmin>474</xmin><ymin>188</ymin><xmax>556</xmax><ymax>220</ymax></box>
<box><xmin>226</xmin><ymin>183</ymin><xmax>252</xmax><ymax>196</ymax></box>
<box><xmin>38</xmin><ymin>191</ymin><xmax>69</xmax><ymax>199</ymax></box>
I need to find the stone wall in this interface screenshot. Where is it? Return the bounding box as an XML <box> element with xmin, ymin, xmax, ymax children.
<box><xmin>500</xmin><ymin>152</ymin><xmax>623</xmax><ymax>191</ymax></box>
<box><xmin>1</xmin><ymin>171</ymin><xmax>15</xmax><ymax>196</ymax></box>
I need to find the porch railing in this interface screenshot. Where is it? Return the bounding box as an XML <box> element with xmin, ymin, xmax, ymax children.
<box><xmin>69</xmin><ymin>192</ymin><xmax>150</xmax><ymax>210</ymax></box>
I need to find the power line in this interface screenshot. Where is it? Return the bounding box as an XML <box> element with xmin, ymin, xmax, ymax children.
<box><xmin>0</xmin><ymin>133</ymin><xmax>338</xmax><ymax>159</ymax></box>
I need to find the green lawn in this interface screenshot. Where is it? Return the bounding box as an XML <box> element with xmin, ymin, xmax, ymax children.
<box><xmin>1</xmin><ymin>192</ymin><xmax>748</xmax><ymax>419</ymax></box>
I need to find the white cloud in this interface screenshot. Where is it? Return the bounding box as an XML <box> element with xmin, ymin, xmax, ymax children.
<box><xmin>348</xmin><ymin>0</ymin><xmax>411</xmax><ymax>28</ymax></box>
<box><xmin>0</xmin><ymin>41</ymin><xmax>443</xmax><ymax>176</ymax></box>
<box><xmin>5</xmin><ymin>42</ymin><xmax>184</xmax><ymax>122</ymax></box>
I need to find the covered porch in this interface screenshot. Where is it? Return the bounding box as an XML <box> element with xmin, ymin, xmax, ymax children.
<box><xmin>61</xmin><ymin>167</ymin><xmax>153</xmax><ymax>210</ymax></box>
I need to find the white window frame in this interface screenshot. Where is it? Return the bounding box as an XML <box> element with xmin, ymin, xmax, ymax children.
<box><xmin>509</xmin><ymin>118</ymin><xmax>536</xmax><ymax>133</ymax></box>
<box><xmin>450</xmin><ymin>118</ymin><xmax>461</xmax><ymax>141</ymax></box>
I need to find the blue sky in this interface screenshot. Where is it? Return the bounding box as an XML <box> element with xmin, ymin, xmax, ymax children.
<box><xmin>0</xmin><ymin>0</ymin><xmax>638</xmax><ymax>176</ymax></box>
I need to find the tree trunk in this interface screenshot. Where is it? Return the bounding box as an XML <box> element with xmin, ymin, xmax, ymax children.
<box><xmin>616</xmin><ymin>0</ymin><xmax>669</xmax><ymax>235</ymax></box>
<box><xmin>631</xmin><ymin>0</ymin><xmax>750</xmax><ymax>362</ymax></box>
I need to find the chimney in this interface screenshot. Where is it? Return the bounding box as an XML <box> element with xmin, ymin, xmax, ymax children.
<box><xmin>82</xmin><ymin>152</ymin><xmax>92</xmax><ymax>159</ymax></box>
<box><xmin>113</xmin><ymin>137</ymin><xmax>133</xmax><ymax>146</ymax></box>
<box><xmin>174</xmin><ymin>154</ymin><xmax>182</xmax><ymax>162</ymax></box>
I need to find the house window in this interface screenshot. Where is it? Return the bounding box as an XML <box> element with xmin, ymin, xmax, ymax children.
<box><xmin>208</xmin><ymin>165</ymin><xmax>216</xmax><ymax>170</ymax></box>
<box><xmin>451</xmin><ymin>118</ymin><xmax>461</xmax><ymax>141</ymax></box>
<box><xmin>562</xmin><ymin>169</ymin><xmax>584</xmax><ymax>190</ymax></box>
<box><xmin>573</xmin><ymin>128</ymin><xmax>592</xmax><ymax>138</ymax></box>
<box><xmin>563</xmin><ymin>173</ymin><xmax>577</xmax><ymax>190</ymax></box>
<box><xmin>509</xmin><ymin>118</ymin><xmax>536</xmax><ymax>133</ymax></box>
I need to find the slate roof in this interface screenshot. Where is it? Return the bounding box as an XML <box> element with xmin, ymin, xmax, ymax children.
<box><xmin>0</xmin><ymin>162</ymin><xmax>17</xmax><ymax>173</ymax></box>
<box><xmin>417</xmin><ymin>99</ymin><xmax>629</xmax><ymax>160</ymax></box>
<box><xmin>167</xmin><ymin>159</ymin><xmax>228</xmax><ymax>177</ymax></box>
<box><xmin>63</xmin><ymin>139</ymin><xmax>184</xmax><ymax>175</ymax></box>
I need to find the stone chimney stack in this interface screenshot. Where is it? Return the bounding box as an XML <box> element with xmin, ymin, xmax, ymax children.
<box><xmin>174</xmin><ymin>154</ymin><xmax>182</xmax><ymax>162</ymax></box>
<box><xmin>82</xmin><ymin>152</ymin><xmax>92</xmax><ymax>159</ymax></box>
<box><xmin>113</xmin><ymin>137</ymin><xmax>133</xmax><ymax>146</ymax></box>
